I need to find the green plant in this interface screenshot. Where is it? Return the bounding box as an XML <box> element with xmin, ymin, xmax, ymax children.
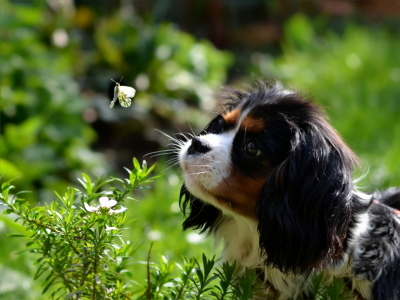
<box><xmin>135</xmin><ymin>254</ymin><xmax>260</xmax><ymax>300</ymax></box>
<box><xmin>0</xmin><ymin>159</ymin><xmax>157</xmax><ymax>299</ymax></box>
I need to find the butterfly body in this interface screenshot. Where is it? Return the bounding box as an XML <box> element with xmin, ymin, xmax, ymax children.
<box><xmin>110</xmin><ymin>80</ymin><xmax>136</xmax><ymax>108</ymax></box>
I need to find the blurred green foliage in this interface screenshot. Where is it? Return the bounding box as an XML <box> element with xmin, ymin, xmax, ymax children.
<box><xmin>0</xmin><ymin>0</ymin><xmax>233</xmax><ymax>202</ymax></box>
<box><xmin>251</xmin><ymin>14</ymin><xmax>400</xmax><ymax>189</ymax></box>
<box><xmin>93</xmin><ymin>12</ymin><xmax>232</xmax><ymax>107</ymax></box>
<box><xmin>71</xmin><ymin>3</ymin><xmax>233</xmax><ymax>173</ymax></box>
<box><xmin>0</xmin><ymin>1</ymin><xmax>108</xmax><ymax>200</ymax></box>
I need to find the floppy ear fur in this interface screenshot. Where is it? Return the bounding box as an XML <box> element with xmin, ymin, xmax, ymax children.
<box><xmin>179</xmin><ymin>184</ymin><xmax>221</xmax><ymax>233</ymax></box>
<box><xmin>257</xmin><ymin>111</ymin><xmax>360</xmax><ymax>274</ymax></box>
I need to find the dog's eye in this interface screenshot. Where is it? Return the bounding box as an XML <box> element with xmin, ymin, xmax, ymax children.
<box><xmin>244</xmin><ymin>141</ymin><xmax>261</xmax><ymax>156</ymax></box>
<box><xmin>204</xmin><ymin>115</ymin><xmax>225</xmax><ymax>134</ymax></box>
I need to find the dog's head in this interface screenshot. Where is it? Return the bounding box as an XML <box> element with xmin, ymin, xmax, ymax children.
<box><xmin>178</xmin><ymin>82</ymin><xmax>367</xmax><ymax>274</ymax></box>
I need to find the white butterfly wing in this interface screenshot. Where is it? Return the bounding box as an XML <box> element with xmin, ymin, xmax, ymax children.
<box><xmin>120</xmin><ymin>86</ymin><xmax>136</xmax><ymax>98</ymax></box>
<box><xmin>117</xmin><ymin>86</ymin><xmax>136</xmax><ymax>107</ymax></box>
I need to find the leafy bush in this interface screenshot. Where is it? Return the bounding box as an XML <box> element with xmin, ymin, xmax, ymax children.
<box><xmin>0</xmin><ymin>159</ymin><xmax>157</xmax><ymax>299</ymax></box>
<box><xmin>250</xmin><ymin>14</ymin><xmax>400</xmax><ymax>189</ymax></box>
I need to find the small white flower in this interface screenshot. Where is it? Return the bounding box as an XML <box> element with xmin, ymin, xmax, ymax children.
<box><xmin>105</xmin><ymin>226</ymin><xmax>119</xmax><ymax>231</ymax></box>
<box><xmin>109</xmin><ymin>206</ymin><xmax>127</xmax><ymax>215</ymax></box>
<box><xmin>84</xmin><ymin>202</ymin><xmax>99</xmax><ymax>213</ymax></box>
<box><xmin>99</xmin><ymin>196</ymin><xmax>117</xmax><ymax>208</ymax></box>
<box><xmin>84</xmin><ymin>197</ymin><xmax>126</xmax><ymax>215</ymax></box>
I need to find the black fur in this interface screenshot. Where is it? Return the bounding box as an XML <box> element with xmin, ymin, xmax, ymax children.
<box><xmin>249</xmin><ymin>91</ymin><xmax>368</xmax><ymax>274</ymax></box>
<box><xmin>353</xmin><ymin>202</ymin><xmax>400</xmax><ymax>300</ymax></box>
<box><xmin>179</xmin><ymin>184</ymin><xmax>220</xmax><ymax>233</ymax></box>
<box><xmin>373</xmin><ymin>187</ymin><xmax>400</xmax><ymax>210</ymax></box>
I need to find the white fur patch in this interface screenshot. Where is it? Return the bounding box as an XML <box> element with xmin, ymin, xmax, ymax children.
<box><xmin>214</xmin><ymin>214</ymin><xmax>307</xmax><ymax>299</ymax></box>
<box><xmin>179</xmin><ymin>131</ymin><xmax>235</xmax><ymax>208</ymax></box>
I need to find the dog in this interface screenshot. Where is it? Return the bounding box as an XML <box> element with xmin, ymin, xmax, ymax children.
<box><xmin>177</xmin><ymin>81</ymin><xmax>400</xmax><ymax>299</ymax></box>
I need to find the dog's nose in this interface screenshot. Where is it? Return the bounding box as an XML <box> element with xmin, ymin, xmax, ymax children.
<box><xmin>187</xmin><ymin>137</ymin><xmax>211</xmax><ymax>155</ymax></box>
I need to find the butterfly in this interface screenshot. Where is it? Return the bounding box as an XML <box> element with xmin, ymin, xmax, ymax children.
<box><xmin>110</xmin><ymin>78</ymin><xmax>136</xmax><ymax>108</ymax></box>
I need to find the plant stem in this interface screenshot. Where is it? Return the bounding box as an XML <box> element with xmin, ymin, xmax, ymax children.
<box><xmin>92</xmin><ymin>242</ymin><xmax>99</xmax><ymax>300</ymax></box>
<box><xmin>146</xmin><ymin>242</ymin><xmax>153</xmax><ymax>300</ymax></box>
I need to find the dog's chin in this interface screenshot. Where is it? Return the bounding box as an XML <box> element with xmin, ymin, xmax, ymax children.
<box><xmin>183</xmin><ymin>177</ymin><xmax>230</xmax><ymax>211</ymax></box>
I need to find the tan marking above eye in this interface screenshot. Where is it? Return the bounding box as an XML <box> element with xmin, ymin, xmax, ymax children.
<box><xmin>223</xmin><ymin>109</ymin><xmax>264</xmax><ymax>133</ymax></box>
<box><xmin>240</xmin><ymin>117</ymin><xmax>265</xmax><ymax>133</ymax></box>
<box><xmin>223</xmin><ymin>109</ymin><xmax>241</xmax><ymax>126</ymax></box>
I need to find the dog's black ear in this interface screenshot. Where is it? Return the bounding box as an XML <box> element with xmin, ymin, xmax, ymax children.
<box><xmin>256</xmin><ymin>115</ymin><xmax>360</xmax><ymax>274</ymax></box>
<box><xmin>179</xmin><ymin>184</ymin><xmax>220</xmax><ymax>233</ymax></box>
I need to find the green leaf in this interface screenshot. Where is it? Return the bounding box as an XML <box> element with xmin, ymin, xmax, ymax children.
<box><xmin>129</xmin><ymin>170</ymin><xmax>136</xmax><ymax>186</ymax></box>
<box><xmin>42</xmin><ymin>276</ymin><xmax>58</xmax><ymax>294</ymax></box>
<box><xmin>43</xmin><ymin>236</ymin><xmax>52</xmax><ymax>257</ymax></box>
<box><xmin>34</xmin><ymin>265</ymin><xmax>49</xmax><ymax>280</ymax></box>
<box><xmin>144</xmin><ymin>163</ymin><xmax>156</xmax><ymax>177</ymax></box>
<box><xmin>15</xmin><ymin>190</ymin><xmax>32</xmax><ymax>196</ymax></box>
<box><xmin>1</xmin><ymin>182</ymin><xmax>15</xmax><ymax>204</ymax></box>
<box><xmin>81</xmin><ymin>173</ymin><xmax>93</xmax><ymax>195</ymax></box>
<box><xmin>110</xmin><ymin>177</ymin><xmax>125</xmax><ymax>185</ymax></box>
<box><xmin>133</xmin><ymin>157</ymin><xmax>141</xmax><ymax>171</ymax></box>
<box><xmin>65</xmin><ymin>289</ymin><xmax>85</xmax><ymax>299</ymax></box>
<box><xmin>94</xmin><ymin>177</ymin><xmax>115</xmax><ymax>191</ymax></box>
<box><xmin>7</xmin><ymin>233</ymin><xmax>27</xmax><ymax>238</ymax></box>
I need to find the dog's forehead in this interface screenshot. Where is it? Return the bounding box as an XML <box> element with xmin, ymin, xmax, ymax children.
<box><xmin>221</xmin><ymin>107</ymin><xmax>264</xmax><ymax>133</ymax></box>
